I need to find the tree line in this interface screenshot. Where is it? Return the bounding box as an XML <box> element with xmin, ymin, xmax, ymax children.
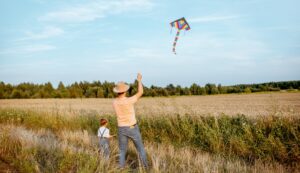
<box><xmin>0</xmin><ymin>80</ymin><xmax>299</xmax><ymax>99</ymax></box>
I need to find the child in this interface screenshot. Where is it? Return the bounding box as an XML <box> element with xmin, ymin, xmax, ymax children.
<box><xmin>97</xmin><ymin>118</ymin><xmax>114</xmax><ymax>159</ymax></box>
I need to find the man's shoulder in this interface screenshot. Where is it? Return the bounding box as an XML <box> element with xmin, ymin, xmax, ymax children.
<box><xmin>113</xmin><ymin>96</ymin><xmax>136</xmax><ymax>103</ymax></box>
<box><xmin>128</xmin><ymin>95</ymin><xmax>138</xmax><ymax>103</ymax></box>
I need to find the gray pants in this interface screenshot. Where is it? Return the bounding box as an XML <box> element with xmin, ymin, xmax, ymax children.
<box><xmin>99</xmin><ymin>138</ymin><xmax>110</xmax><ymax>159</ymax></box>
<box><xmin>118</xmin><ymin>124</ymin><xmax>148</xmax><ymax>168</ymax></box>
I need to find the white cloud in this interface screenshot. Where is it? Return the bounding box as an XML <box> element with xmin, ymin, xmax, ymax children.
<box><xmin>18</xmin><ymin>26</ymin><xmax>64</xmax><ymax>41</ymax></box>
<box><xmin>39</xmin><ymin>0</ymin><xmax>154</xmax><ymax>23</ymax></box>
<box><xmin>126</xmin><ymin>48</ymin><xmax>163</xmax><ymax>59</ymax></box>
<box><xmin>22</xmin><ymin>44</ymin><xmax>56</xmax><ymax>53</ymax></box>
<box><xmin>103</xmin><ymin>58</ymin><xmax>129</xmax><ymax>63</ymax></box>
<box><xmin>0</xmin><ymin>44</ymin><xmax>56</xmax><ymax>55</ymax></box>
<box><xmin>262</xmin><ymin>26</ymin><xmax>300</xmax><ymax>32</ymax></box>
<box><xmin>102</xmin><ymin>48</ymin><xmax>163</xmax><ymax>63</ymax></box>
<box><xmin>189</xmin><ymin>15</ymin><xmax>239</xmax><ymax>23</ymax></box>
<box><xmin>177</xmin><ymin>32</ymin><xmax>270</xmax><ymax>68</ymax></box>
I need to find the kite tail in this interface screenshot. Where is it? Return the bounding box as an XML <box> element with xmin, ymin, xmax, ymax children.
<box><xmin>172</xmin><ymin>30</ymin><xmax>180</xmax><ymax>54</ymax></box>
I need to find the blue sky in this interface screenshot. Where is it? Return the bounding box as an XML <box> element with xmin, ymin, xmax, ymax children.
<box><xmin>0</xmin><ymin>0</ymin><xmax>299</xmax><ymax>87</ymax></box>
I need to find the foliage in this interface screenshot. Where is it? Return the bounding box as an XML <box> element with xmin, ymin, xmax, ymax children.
<box><xmin>0</xmin><ymin>80</ymin><xmax>299</xmax><ymax>99</ymax></box>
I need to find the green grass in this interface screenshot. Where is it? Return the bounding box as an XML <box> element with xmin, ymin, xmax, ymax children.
<box><xmin>0</xmin><ymin>130</ymin><xmax>115</xmax><ymax>173</ymax></box>
<box><xmin>1</xmin><ymin>109</ymin><xmax>299</xmax><ymax>165</ymax></box>
<box><xmin>140</xmin><ymin>114</ymin><xmax>300</xmax><ymax>165</ymax></box>
<box><xmin>0</xmin><ymin>108</ymin><xmax>299</xmax><ymax>172</ymax></box>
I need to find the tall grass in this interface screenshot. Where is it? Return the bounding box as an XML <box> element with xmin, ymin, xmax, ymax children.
<box><xmin>140</xmin><ymin>114</ymin><xmax>300</xmax><ymax>165</ymax></box>
<box><xmin>0</xmin><ymin>108</ymin><xmax>299</xmax><ymax>171</ymax></box>
<box><xmin>0</xmin><ymin>124</ymin><xmax>292</xmax><ymax>173</ymax></box>
<box><xmin>0</xmin><ymin>125</ymin><xmax>119</xmax><ymax>173</ymax></box>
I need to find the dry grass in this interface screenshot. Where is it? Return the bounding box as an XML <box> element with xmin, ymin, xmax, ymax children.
<box><xmin>0</xmin><ymin>93</ymin><xmax>299</xmax><ymax>172</ymax></box>
<box><xmin>0</xmin><ymin>92</ymin><xmax>299</xmax><ymax>117</ymax></box>
<box><xmin>0</xmin><ymin>124</ymin><xmax>291</xmax><ymax>173</ymax></box>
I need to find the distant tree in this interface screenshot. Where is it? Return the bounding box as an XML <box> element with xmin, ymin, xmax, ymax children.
<box><xmin>211</xmin><ymin>87</ymin><xmax>219</xmax><ymax>94</ymax></box>
<box><xmin>79</xmin><ymin>81</ymin><xmax>90</xmax><ymax>96</ymax></box>
<box><xmin>175</xmin><ymin>85</ymin><xmax>182</xmax><ymax>95</ymax></box>
<box><xmin>85</xmin><ymin>87</ymin><xmax>96</xmax><ymax>98</ymax></box>
<box><xmin>3</xmin><ymin>83</ymin><xmax>13</xmax><ymax>98</ymax></box>
<box><xmin>0</xmin><ymin>82</ymin><xmax>5</xmax><ymax>99</ymax></box>
<box><xmin>166</xmin><ymin>84</ymin><xmax>176</xmax><ymax>95</ymax></box>
<box><xmin>129</xmin><ymin>80</ymin><xmax>138</xmax><ymax>96</ymax></box>
<box><xmin>143</xmin><ymin>87</ymin><xmax>151</xmax><ymax>96</ymax></box>
<box><xmin>0</xmin><ymin>90</ymin><xmax>3</xmax><ymax>99</ymax></box>
<box><xmin>68</xmin><ymin>82</ymin><xmax>83</xmax><ymax>98</ymax></box>
<box><xmin>97</xmin><ymin>87</ymin><xmax>104</xmax><ymax>98</ymax></box>
<box><xmin>11</xmin><ymin>89</ymin><xmax>22</xmax><ymax>98</ymax></box>
<box><xmin>92</xmin><ymin>81</ymin><xmax>102</xmax><ymax>87</ymax></box>
<box><xmin>183</xmin><ymin>87</ymin><xmax>191</xmax><ymax>95</ymax></box>
<box><xmin>40</xmin><ymin>82</ymin><xmax>55</xmax><ymax>98</ymax></box>
<box><xmin>107</xmin><ymin>93</ymin><xmax>114</xmax><ymax>98</ymax></box>
<box><xmin>57</xmin><ymin>82</ymin><xmax>65</xmax><ymax>90</ymax></box>
<box><xmin>101</xmin><ymin>81</ymin><xmax>114</xmax><ymax>98</ymax></box>
<box><xmin>199</xmin><ymin>87</ymin><xmax>206</xmax><ymax>95</ymax></box>
<box><xmin>259</xmin><ymin>85</ymin><xmax>268</xmax><ymax>92</ymax></box>
<box><xmin>190</xmin><ymin>83</ymin><xmax>199</xmax><ymax>95</ymax></box>
<box><xmin>244</xmin><ymin>87</ymin><xmax>252</xmax><ymax>93</ymax></box>
<box><xmin>56</xmin><ymin>82</ymin><xmax>69</xmax><ymax>98</ymax></box>
<box><xmin>205</xmin><ymin>83</ymin><xmax>219</xmax><ymax>95</ymax></box>
<box><xmin>162</xmin><ymin>89</ymin><xmax>169</xmax><ymax>96</ymax></box>
<box><xmin>1</xmin><ymin>80</ymin><xmax>299</xmax><ymax>99</ymax></box>
<box><xmin>218</xmin><ymin>84</ymin><xmax>227</xmax><ymax>94</ymax></box>
<box><xmin>151</xmin><ymin>89</ymin><xmax>158</xmax><ymax>97</ymax></box>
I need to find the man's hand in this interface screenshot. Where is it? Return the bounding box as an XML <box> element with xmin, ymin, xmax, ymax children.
<box><xmin>137</xmin><ymin>73</ymin><xmax>142</xmax><ymax>82</ymax></box>
<box><xmin>135</xmin><ymin>73</ymin><xmax>143</xmax><ymax>99</ymax></box>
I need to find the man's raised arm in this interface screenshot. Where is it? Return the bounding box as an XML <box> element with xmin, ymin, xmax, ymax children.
<box><xmin>135</xmin><ymin>73</ymin><xmax>143</xmax><ymax>99</ymax></box>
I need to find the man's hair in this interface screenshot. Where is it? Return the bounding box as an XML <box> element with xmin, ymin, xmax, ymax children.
<box><xmin>117</xmin><ymin>92</ymin><xmax>125</xmax><ymax>96</ymax></box>
<box><xmin>100</xmin><ymin>118</ymin><xmax>108</xmax><ymax>126</ymax></box>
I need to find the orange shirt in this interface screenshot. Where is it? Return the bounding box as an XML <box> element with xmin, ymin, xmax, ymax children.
<box><xmin>113</xmin><ymin>95</ymin><xmax>138</xmax><ymax>127</ymax></box>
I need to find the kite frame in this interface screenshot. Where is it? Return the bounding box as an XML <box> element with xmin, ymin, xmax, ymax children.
<box><xmin>170</xmin><ymin>17</ymin><xmax>191</xmax><ymax>31</ymax></box>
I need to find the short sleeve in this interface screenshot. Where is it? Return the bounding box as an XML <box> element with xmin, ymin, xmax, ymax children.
<box><xmin>128</xmin><ymin>95</ymin><xmax>138</xmax><ymax>104</ymax></box>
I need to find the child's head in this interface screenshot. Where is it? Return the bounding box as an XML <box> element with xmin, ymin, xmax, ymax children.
<box><xmin>100</xmin><ymin>118</ymin><xmax>108</xmax><ymax>126</ymax></box>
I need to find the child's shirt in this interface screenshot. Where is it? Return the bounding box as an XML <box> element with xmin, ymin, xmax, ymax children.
<box><xmin>97</xmin><ymin>127</ymin><xmax>110</xmax><ymax>138</ymax></box>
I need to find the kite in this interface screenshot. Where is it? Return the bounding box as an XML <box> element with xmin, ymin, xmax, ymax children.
<box><xmin>170</xmin><ymin>17</ymin><xmax>191</xmax><ymax>54</ymax></box>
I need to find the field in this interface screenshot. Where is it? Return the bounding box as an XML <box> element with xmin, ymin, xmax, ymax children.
<box><xmin>0</xmin><ymin>92</ymin><xmax>300</xmax><ymax>172</ymax></box>
<box><xmin>1</xmin><ymin>92</ymin><xmax>299</xmax><ymax>117</ymax></box>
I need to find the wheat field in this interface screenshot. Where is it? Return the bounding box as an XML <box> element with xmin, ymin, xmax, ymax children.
<box><xmin>0</xmin><ymin>92</ymin><xmax>299</xmax><ymax>117</ymax></box>
<box><xmin>0</xmin><ymin>92</ymin><xmax>300</xmax><ymax>172</ymax></box>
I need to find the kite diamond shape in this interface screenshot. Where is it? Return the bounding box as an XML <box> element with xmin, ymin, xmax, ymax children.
<box><xmin>170</xmin><ymin>17</ymin><xmax>191</xmax><ymax>54</ymax></box>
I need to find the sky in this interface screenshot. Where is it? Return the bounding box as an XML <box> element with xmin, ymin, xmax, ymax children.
<box><xmin>0</xmin><ymin>0</ymin><xmax>300</xmax><ymax>87</ymax></box>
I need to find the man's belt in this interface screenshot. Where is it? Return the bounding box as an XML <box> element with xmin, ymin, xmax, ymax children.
<box><xmin>129</xmin><ymin>123</ymin><xmax>137</xmax><ymax>129</ymax></box>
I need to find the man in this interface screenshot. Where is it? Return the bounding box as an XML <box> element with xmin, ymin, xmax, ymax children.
<box><xmin>112</xmin><ymin>73</ymin><xmax>148</xmax><ymax>168</ymax></box>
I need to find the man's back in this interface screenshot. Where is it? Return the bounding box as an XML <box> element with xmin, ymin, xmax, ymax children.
<box><xmin>113</xmin><ymin>95</ymin><xmax>138</xmax><ymax>127</ymax></box>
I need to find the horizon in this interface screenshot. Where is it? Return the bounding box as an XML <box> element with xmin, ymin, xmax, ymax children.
<box><xmin>1</xmin><ymin>79</ymin><xmax>299</xmax><ymax>89</ymax></box>
<box><xmin>1</xmin><ymin>0</ymin><xmax>300</xmax><ymax>87</ymax></box>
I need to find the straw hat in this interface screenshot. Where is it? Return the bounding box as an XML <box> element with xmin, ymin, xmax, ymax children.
<box><xmin>113</xmin><ymin>82</ymin><xmax>129</xmax><ymax>93</ymax></box>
